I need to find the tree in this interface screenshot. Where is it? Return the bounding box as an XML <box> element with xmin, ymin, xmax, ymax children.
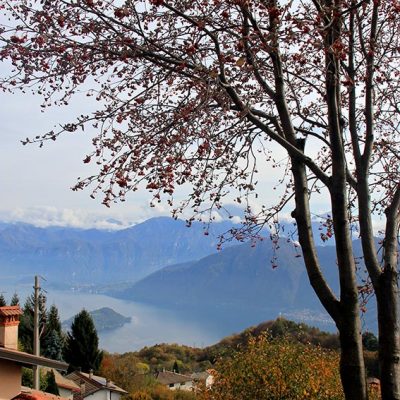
<box><xmin>63</xmin><ymin>309</ymin><xmax>103</xmax><ymax>373</ymax></box>
<box><xmin>1</xmin><ymin>1</ymin><xmax>399</xmax><ymax>399</ymax></box>
<box><xmin>0</xmin><ymin>294</ymin><xmax>6</xmax><ymax>307</ymax></box>
<box><xmin>19</xmin><ymin>292</ymin><xmax>47</xmax><ymax>354</ymax></box>
<box><xmin>363</xmin><ymin>332</ymin><xmax>379</xmax><ymax>353</ymax></box>
<box><xmin>18</xmin><ymin>294</ymin><xmax>64</xmax><ymax>360</ymax></box>
<box><xmin>42</xmin><ymin>330</ymin><xmax>64</xmax><ymax>361</ymax></box>
<box><xmin>42</xmin><ymin>304</ymin><xmax>65</xmax><ymax>361</ymax></box>
<box><xmin>100</xmin><ymin>352</ymin><xmax>144</xmax><ymax>393</ymax></box>
<box><xmin>201</xmin><ymin>335</ymin><xmax>344</xmax><ymax>400</ymax></box>
<box><xmin>46</xmin><ymin>304</ymin><xmax>63</xmax><ymax>335</ymax></box>
<box><xmin>42</xmin><ymin>370</ymin><xmax>60</xmax><ymax>396</ymax></box>
<box><xmin>172</xmin><ymin>361</ymin><xmax>180</xmax><ymax>374</ymax></box>
<box><xmin>10</xmin><ymin>293</ymin><xmax>20</xmax><ymax>306</ymax></box>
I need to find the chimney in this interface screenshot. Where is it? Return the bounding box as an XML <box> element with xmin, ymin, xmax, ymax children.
<box><xmin>0</xmin><ymin>306</ymin><xmax>23</xmax><ymax>350</ymax></box>
<box><xmin>89</xmin><ymin>369</ymin><xmax>93</xmax><ymax>379</ymax></box>
<box><xmin>106</xmin><ymin>379</ymin><xmax>111</xmax><ymax>388</ymax></box>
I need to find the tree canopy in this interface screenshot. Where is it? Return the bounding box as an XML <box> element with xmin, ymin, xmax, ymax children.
<box><xmin>201</xmin><ymin>335</ymin><xmax>344</xmax><ymax>400</ymax></box>
<box><xmin>10</xmin><ymin>292</ymin><xmax>20</xmax><ymax>306</ymax></box>
<box><xmin>63</xmin><ymin>309</ymin><xmax>103</xmax><ymax>373</ymax></box>
<box><xmin>1</xmin><ymin>1</ymin><xmax>399</xmax><ymax>399</ymax></box>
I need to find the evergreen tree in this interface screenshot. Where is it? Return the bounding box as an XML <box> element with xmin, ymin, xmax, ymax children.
<box><xmin>46</xmin><ymin>305</ymin><xmax>62</xmax><ymax>334</ymax></box>
<box><xmin>19</xmin><ymin>292</ymin><xmax>47</xmax><ymax>354</ymax></box>
<box><xmin>362</xmin><ymin>332</ymin><xmax>379</xmax><ymax>352</ymax></box>
<box><xmin>42</xmin><ymin>330</ymin><xmax>64</xmax><ymax>361</ymax></box>
<box><xmin>43</xmin><ymin>370</ymin><xmax>60</xmax><ymax>396</ymax></box>
<box><xmin>10</xmin><ymin>292</ymin><xmax>20</xmax><ymax>306</ymax></box>
<box><xmin>21</xmin><ymin>368</ymin><xmax>33</xmax><ymax>388</ymax></box>
<box><xmin>42</xmin><ymin>304</ymin><xmax>65</xmax><ymax>360</ymax></box>
<box><xmin>0</xmin><ymin>294</ymin><xmax>6</xmax><ymax>307</ymax></box>
<box><xmin>63</xmin><ymin>309</ymin><xmax>103</xmax><ymax>373</ymax></box>
<box><xmin>173</xmin><ymin>360</ymin><xmax>180</xmax><ymax>373</ymax></box>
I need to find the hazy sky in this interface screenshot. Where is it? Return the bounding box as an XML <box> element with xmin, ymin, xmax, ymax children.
<box><xmin>0</xmin><ymin>63</ymin><xmax>331</xmax><ymax>230</ymax></box>
<box><xmin>0</xmin><ymin>56</ymin><xmax>289</xmax><ymax>229</ymax></box>
<box><xmin>0</xmin><ymin>75</ymin><xmax>166</xmax><ymax>228</ymax></box>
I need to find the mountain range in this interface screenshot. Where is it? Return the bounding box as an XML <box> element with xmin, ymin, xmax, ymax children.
<box><xmin>0</xmin><ymin>217</ymin><xmax>238</xmax><ymax>284</ymax></box>
<box><xmin>103</xmin><ymin>237</ymin><xmax>344</xmax><ymax>331</ymax></box>
<box><xmin>1</xmin><ymin>216</ymin><xmax>374</xmax><ymax>332</ymax></box>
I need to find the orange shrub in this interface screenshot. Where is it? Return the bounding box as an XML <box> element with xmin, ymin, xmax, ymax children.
<box><xmin>200</xmin><ymin>335</ymin><xmax>343</xmax><ymax>400</ymax></box>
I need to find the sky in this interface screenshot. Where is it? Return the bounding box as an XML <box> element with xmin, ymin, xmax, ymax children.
<box><xmin>0</xmin><ymin>61</ymin><xmax>298</xmax><ymax>230</ymax></box>
<box><xmin>0</xmin><ymin>75</ymin><xmax>168</xmax><ymax>229</ymax></box>
<box><xmin>0</xmin><ymin>69</ymin><xmax>356</xmax><ymax>231</ymax></box>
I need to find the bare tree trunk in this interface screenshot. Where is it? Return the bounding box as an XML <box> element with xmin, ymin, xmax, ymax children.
<box><xmin>291</xmin><ymin>150</ymin><xmax>367</xmax><ymax>400</ymax></box>
<box><xmin>377</xmin><ymin>192</ymin><xmax>400</xmax><ymax>400</ymax></box>
<box><xmin>376</xmin><ymin>273</ymin><xmax>400</xmax><ymax>400</ymax></box>
<box><xmin>336</xmin><ymin>301</ymin><xmax>368</xmax><ymax>399</ymax></box>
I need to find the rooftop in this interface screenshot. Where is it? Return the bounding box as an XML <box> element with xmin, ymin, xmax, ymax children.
<box><xmin>66</xmin><ymin>371</ymin><xmax>128</xmax><ymax>396</ymax></box>
<box><xmin>0</xmin><ymin>306</ymin><xmax>23</xmax><ymax>318</ymax></box>
<box><xmin>13</xmin><ymin>387</ymin><xmax>69</xmax><ymax>400</ymax></box>
<box><xmin>0</xmin><ymin>347</ymin><xmax>68</xmax><ymax>370</ymax></box>
<box><xmin>41</xmin><ymin>368</ymin><xmax>80</xmax><ymax>392</ymax></box>
<box><xmin>155</xmin><ymin>371</ymin><xmax>193</xmax><ymax>385</ymax></box>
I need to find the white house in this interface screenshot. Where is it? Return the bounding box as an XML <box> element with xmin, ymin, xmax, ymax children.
<box><xmin>66</xmin><ymin>370</ymin><xmax>127</xmax><ymax>400</ymax></box>
<box><xmin>190</xmin><ymin>371</ymin><xmax>214</xmax><ymax>389</ymax></box>
<box><xmin>154</xmin><ymin>371</ymin><xmax>194</xmax><ymax>391</ymax></box>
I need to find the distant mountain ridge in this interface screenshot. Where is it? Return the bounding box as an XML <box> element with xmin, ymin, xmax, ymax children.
<box><xmin>103</xmin><ymin>235</ymin><xmax>378</xmax><ymax>333</ymax></box>
<box><xmin>0</xmin><ymin>215</ymin><xmax>378</xmax><ymax>334</ymax></box>
<box><xmin>103</xmin><ymin>238</ymin><xmax>345</xmax><ymax>332</ymax></box>
<box><xmin>0</xmin><ymin>217</ymin><xmax>239</xmax><ymax>284</ymax></box>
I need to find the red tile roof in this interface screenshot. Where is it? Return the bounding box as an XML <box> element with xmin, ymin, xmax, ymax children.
<box><xmin>0</xmin><ymin>306</ymin><xmax>23</xmax><ymax>317</ymax></box>
<box><xmin>13</xmin><ymin>388</ymin><xmax>69</xmax><ymax>400</ymax></box>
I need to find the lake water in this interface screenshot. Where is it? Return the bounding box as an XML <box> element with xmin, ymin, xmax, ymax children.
<box><xmin>2</xmin><ymin>280</ymin><xmax>225</xmax><ymax>353</ymax></box>
<box><xmin>2</xmin><ymin>277</ymin><xmax>341</xmax><ymax>353</ymax></box>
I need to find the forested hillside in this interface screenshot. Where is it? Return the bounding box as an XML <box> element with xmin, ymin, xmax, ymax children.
<box><xmin>99</xmin><ymin>318</ymin><xmax>379</xmax><ymax>400</ymax></box>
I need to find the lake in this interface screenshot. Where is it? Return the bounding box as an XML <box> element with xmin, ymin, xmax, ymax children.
<box><xmin>2</xmin><ymin>280</ymin><xmax>230</xmax><ymax>353</ymax></box>
<box><xmin>2</xmin><ymin>277</ymin><xmax>339</xmax><ymax>353</ymax></box>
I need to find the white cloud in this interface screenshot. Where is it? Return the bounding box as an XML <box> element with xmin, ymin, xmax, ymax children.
<box><xmin>0</xmin><ymin>206</ymin><xmax>155</xmax><ymax>230</ymax></box>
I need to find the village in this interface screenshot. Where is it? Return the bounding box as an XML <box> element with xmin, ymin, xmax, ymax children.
<box><xmin>0</xmin><ymin>305</ymin><xmax>214</xmax><ymax>400</ymax></box>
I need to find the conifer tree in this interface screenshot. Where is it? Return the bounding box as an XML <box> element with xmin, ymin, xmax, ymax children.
<box><xmin>19</xmin><ymin>292</ymin><xmax>47</xmax><ymax>354</ymax></box>
<box><xmin>43</xmin><ymin>370</ymin><xmax>60</xmax><ymax>396</ymax></box>
<box><xmin>0</xmin><ymin>294</ymin><xmax>6</xmax><ymax>307</ymax></box>
<box><xmin>42</xmin><ymin>330</ymin><xmax>64</xmax><ymax>361</ymax></box>
<box><xmin>46</xmin><ymin>305</ymin><xmax>62</xmax><ymax>334</ymax></box>
<box><xmin>10</xmin><ymin>292</ymin><xmax>20</xmax><ymax>306</ymax></box>
<box><xmin>63</xmin><ymin>309</ymin><xmax>103</xmax><ymax>373</ymax></box>
<box><xmin>42</xmin><ymin>304</ymin><xmax>65</xmax><ymax>360</ymax></box>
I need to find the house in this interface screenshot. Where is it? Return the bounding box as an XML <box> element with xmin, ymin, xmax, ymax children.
<box><xmin>41</xmin><ymin>368</ymin><xmax>80</xmax><ymax>400</ymax></box>
<box><xmin>190</xmin><ymin>371</ymin><xmax>214</xmax><ymax>389</ymax></box>
<box><xmin>154</xmin><ymin>370</ymin><xmax>194</xmax><ymax>391</ymax></box>
<box><xmin>66</xmin><ymin>370</ymin><xmax>127</xmax><ymax>400</ymax></box>
<box><xmin>13</xmin><ymin>387</ymin><xmax>71</xmax><ymax>400</ymax></box>
<box><xmin>367</xmin><ymin>377</ymin><xmax>381</xmax><ymax>395</ymax></box>
<box><xmin>0</xmin><ymin>306</ymin><xmax>69</xmax><ymax>400</ymax></box>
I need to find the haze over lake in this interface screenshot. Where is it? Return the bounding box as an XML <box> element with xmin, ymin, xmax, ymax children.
<box><xmin>3</xmin><ymin>280</ymin><xmax>225</xmax><ymax>353</ymax></box>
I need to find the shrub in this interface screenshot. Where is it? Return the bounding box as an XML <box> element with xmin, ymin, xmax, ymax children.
<box><xmin>201</xmin><ymin>335</ymin><xmax>343</xmax><ymax>400</ymax></box>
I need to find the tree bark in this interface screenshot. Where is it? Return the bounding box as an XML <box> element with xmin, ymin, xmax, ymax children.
<box><xmin>376</xmin><ymin>272</ymin><xmax>400</xmax><ymax>400</ymax></box>
<box><xmin>376</xmin><ymin>191</ymin><xmax>400</xmax><ymax>400</ymax></box>
<box><xmin>291</xmin><ymin>151</ymin><xmax>367</xmax><ymax>400</ymax></box>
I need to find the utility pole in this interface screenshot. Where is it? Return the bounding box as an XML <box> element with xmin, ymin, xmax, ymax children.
<box><xmin>33</xmin><ymin>275</ymin><xmax>40</xmax><ymax>390</ymax></box>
